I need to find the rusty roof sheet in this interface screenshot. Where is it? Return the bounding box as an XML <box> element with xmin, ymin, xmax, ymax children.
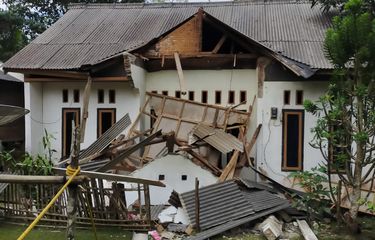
<box><xmin>4</xmin><ymin>1</ymin><xmax>333</xmax><ymax>71</ymax></box>
<box><xmin>193</xmin><ymin>124</ymin><xmax>243</xmax><ymax>154</ymax></box>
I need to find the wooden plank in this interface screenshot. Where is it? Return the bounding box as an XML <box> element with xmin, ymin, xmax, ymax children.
<box><xmin>80</xmin><ymin>75</ymin><xmax>92</xmax><ymax>143</ymax></box>
<box><xmin>297</xmin><ymin>220</ymin><xmax>318</xmax><ymax>240</ymax></box>
<box><xmin>174</xmin><ymin>52</ymin><xmax>187</xmax><ymax>95</ymax></box>
<box><xmin>218</xmin><ymin>150</ymin><xmax>239</xmax><ymax>182</ymax></box>
<box><xmin>195</xmin><ymin>178</ymin><xmax>200</xmax><ymax>231</ymax></box>
<box><xmin>212</xmin><ymin>35</ymin><xmax>227</xmax><ymax>54</ymax></box>
<box><xmin>0</xmin><ymin>175</ymin><xmax>87</xmax><ymax>184</ymax></box>
<box><xmin>52</xmin><ymin>167</ymin><xmax>165</xmax><ymax>187</ymax></box>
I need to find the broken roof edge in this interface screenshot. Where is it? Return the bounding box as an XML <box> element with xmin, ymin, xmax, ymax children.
<box><xmin>202</xmin><ymin>12</ymin><xmax>318</xmax><ymax>78</ymax></box>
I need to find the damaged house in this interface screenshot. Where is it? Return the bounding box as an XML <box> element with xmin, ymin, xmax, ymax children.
<box><xmin>3</xmin><ymin>0</ymin><xmax>374</xmax><ymax>224</ymax></box>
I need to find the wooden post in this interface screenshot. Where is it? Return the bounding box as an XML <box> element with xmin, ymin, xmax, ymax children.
<box><xmin>195</xmin><ymin>177</ymin><xmax>200</xmax><ymax>231</ymax></box>
<box><xmin>80</xmin><ymin>75</ymin><xmax>92</xmax><ymax>143</ymax></box>
<box><xmin>66</xmin><ymin>127</ymin><xmax>80</xmax><ymax>240</ymax></box>
<box><xmin>144</xmin><ymin>184</ymin><xmax>151</xmax><ymax>227</ymax></box>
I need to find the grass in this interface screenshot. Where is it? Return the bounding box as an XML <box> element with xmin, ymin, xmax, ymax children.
<box><xmin>0</xmin><ymin>224</ymin><xmax>133</xmax><ymax>240</ymax></box>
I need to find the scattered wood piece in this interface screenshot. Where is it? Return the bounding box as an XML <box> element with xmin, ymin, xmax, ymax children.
<box><xmin>185</xmin><ymin>224</ymin><xmax>193</xmax><ymax>235</ymax></box>
<box><xmin>174</xmin><ymin>52</ymin><xmax>186</xmax><ymax>95</ymax></box>
<box><xmin>297</xmin><ymin>220</ymin><xmax>318</xmax><ymax>240</ymax></box>
<box><xmin>259</xmin><ymin>215</ymin><xmax>283</xmax><ymax>240</ymax></box>
<box><xmin>212</xmin><ymin>35</ymin><xmax>227</xmax><ymax>53</ymax></box>
<box><xmin>218</xmin><ymin>150</ymin><xmax>239</xmax><ymax>182</ymax></box>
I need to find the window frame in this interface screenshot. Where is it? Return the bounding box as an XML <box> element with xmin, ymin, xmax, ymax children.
<box><xmin>62</xmin><ymin>108</ymin><xmax>80</xmax><ymax>158</ymax></box>
<box><xmin>97</xmin><ymin>108</ymin><xmax>116</xmax><ymax>138</ymax></box>
<box><xmin>73</xmin><ymin>89</ymin><xmax>80</xmax><ymax>103</ymax></box>
<box><xmin>201</xmin><ymin>91</ymin><xmax>208</xmax><ymax>103</ymax></box>
<box><xmin>62</xmin><ymin>89</ymin><xmax>68</xmax><ymax>103</ymax></box>
<box><xmin>215</xmin><ymin>91</ymin><xmax>222</xmax><ymax>104</ymax></box>
<box><xmin>228</xmin><ymin>90</ymin><xmax>235</xmax><ymax>104</ymax></box>
<box><xmin>109</xmin><ymin>89</ymin><xmax>116</xmax><ymax>104</ymax></box>
<box><xmin>240</xmin><ymin>90</ymin><xmax>247</xmax><ymax>103</ymax></box>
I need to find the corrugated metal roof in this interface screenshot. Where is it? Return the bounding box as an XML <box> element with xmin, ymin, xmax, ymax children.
<box><xmin>179</xmin><ymin>180</ymin><xmax>290</xmax><ymax>232</ymax></box>
<box><xmin>193</xmin><ymin>124</ymin><xmax>243</xmax><ymax>154</ymax></box>
<box><xmin>0</xmin><ymin>70</ymin><xmax>22</xmax><ymax>82</ymax></box>
<box><xmin>80</xmin><ymin>113</ymin><xmax>131</xmax><ymax>159</ymax></box>
<box><xmin>187</xmin><ymin>202</ymin><xmax>290</xmax><ymax>240</ymax></box>
<box><xmin>4</xmin><ymin>1</ymin><xmax>333</xmax><ymax>71</ymax></box>
<box><xmin>150</xmin><ymin>204</ymin><xmax>165</xmax><ymax>221</ymax></box>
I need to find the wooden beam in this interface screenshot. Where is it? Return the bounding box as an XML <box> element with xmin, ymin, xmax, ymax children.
<box><xmin>212</xmin><ymin>35</ymin><xmax>227</xmax><ymax>54</ymax></box>
<box><xmin>174</xmin><ymin>52</ymin><xmax>187</xmax><ymax>95</ymax></box>
<box><xmin>257</xmin><ymin>57</ymin><xmax>271</xmax><ymax>98</ymax></box>
<box><xmin>24</xmin><ymin>76</ymin><xmax>128</xmax><ymax>82</ymax></box>
<box><xmin>0</xmin><ymin>175</ymin><xmax>87</xmax><ymax>184</ymax></box>
<box><xmin>52</xmin><ymin>168</ymin><xmax>165</xmax><ymax>187</ymax></box>
<box><xmin>218</xmin><ymin>150</ymin><xmax>239</xmax><ymax>182</ymax></box>
<box><xmin>80</xmin><ymin>75</ymin><xmax>92</xmax><ymax>143</ymax></box>
<box><xmin>98</xmin><ymin>130</ymin><xmax>163</xmax><ymax>172</ymax></box>
<box><xmin>15</xmin><ymin>69</ymin><xmax>88</xmax><ymax>79</ymax></box>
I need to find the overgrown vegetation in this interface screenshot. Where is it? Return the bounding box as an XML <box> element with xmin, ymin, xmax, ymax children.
<box><xmin>289</xmin><ymin>167</ymin><xmax>332</xmax><ymax>221</ymax></box>
<box><xmin>303</xmin><ymin>0</ymin><xmax>375</xmax><ymax>232</ymax></box>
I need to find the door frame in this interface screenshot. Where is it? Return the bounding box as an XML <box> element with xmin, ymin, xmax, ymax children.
<box><xmin>281</xmin><ymin>109</ymin><xmax>304</xmax><ymax>171</ymax></box>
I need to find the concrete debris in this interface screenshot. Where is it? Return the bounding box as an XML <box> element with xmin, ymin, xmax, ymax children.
<box><xmin>258</xmin><ymin>215</ymin><xmax>283</xmax><ymax>240</ymax></box>
<box><xmin>167</xmin><ymin>223</ymin><xmax>188</xmax><ymax>233</ymax></box>
<box><xmin>297</xmin><ymin>220</ymin><xmax>319</xmax><ymax>240</ymax></box>
<box><xmin>158</xmin><ymin>206</ymin><xmax>177</xmax><ymax>223</ymax></box>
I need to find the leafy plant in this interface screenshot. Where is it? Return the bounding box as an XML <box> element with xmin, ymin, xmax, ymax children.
<box><xmin>289</xmin><ymin>166</ymin><xmax>332</xmax><ymax>221</ymax></box>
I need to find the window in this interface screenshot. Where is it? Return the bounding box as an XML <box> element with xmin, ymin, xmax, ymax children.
<box><xmin>228</xmin><ymin>90</ymin><xmax>235</xmax><ymax>104</ymax></box>
<box><xmin>151</xmin><ymin>90</ymin><xmax>158</xmax><ymax>94</ymax></box>
<box><xmin>158</xmin><ymin>174</ymin><xmax>165</xmax><ymax>180</ymax></box>
<box><xmin>62</xmin><ymin>108</ymin><xmax>80</xmax><ymax>158</ymax></box>
<box><xmin>175</xmin><ymin>91</ymin><xmax>181</xmax><ymax>98</ymax></box>
<box><xmin>181</xmin><ymin>175</ymin><xmax>187</xmax><ymax>181</ymax></box>
<box><xmin>98</xmin><ymin>89</ymin><xmax>104</xmax><ymax>103</ymax></box>
<box><xmin>282</xmin><ymin>110</ymin><xmax>304</xmax><ymax>171</ymax></box>
<box><xmin>97</xmin><ymin>109</ymin><xmax>116</xmax><ymax>138</ymax></box>
<box><xmin>201</xmin><ymin>91</ymin><xmax>208</xmax><ymax>103</ymax></box>
<box><xmin>215</xmin><ymin>91</ymin><xmax>221</xmax><ymax>104</ymax></box>
<box><xmin>73</xmin><ymin>89</ymin><xmax>80</xmax><ymax>103</ymax></box>
<box><xmin>109</xmin><ymin>89</ymin><xmax>116</xmax><ymax>103</ymax></box>
<box><xmin>62</xmin><ymin>89</ymin><xmax>68</xmax><ymax>103</ymax></box>
<box><xmin>188</xmin><ymin>91</ymin><xmax>195</xmax><ymax>101</ymax></box>
<box><xmin>284</xmin><ymin>90</ymin><xmax>291</xmax><ymax>105</ymax></box>
<box><xmin>162</xmin><ymin>91</ymin><xmax>168</xmax><ymax>96</ymax></box>
<box><xmin>240</xmin><ymin>91</ymin><xmax>247</xmax><ymax>103</ymax></box>
<box><xmin>296</xmin><ymin>90</ymin><xmax>304</xmax><ymax>105</ymax></box>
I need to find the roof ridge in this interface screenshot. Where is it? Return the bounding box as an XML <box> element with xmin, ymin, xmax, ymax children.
<box><xmin>68</xmin><ymin>0</ymin><xmax>313</xmax><ymax>10</ymax></box>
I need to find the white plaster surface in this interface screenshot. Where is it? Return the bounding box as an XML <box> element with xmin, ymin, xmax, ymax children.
<box><xmin>256</xmin><ymin>81</ymin><xmax>329</xmax><ymax>185</ymax></box>
<box><xmin>124</xmin><ymin>154</ymin><xmax>218</xmax><ymax>205</ymax></box>
<box><xmin>29</xmin><ymin>81</ymin><xmax>139</xmax><ymax>160</ymax></box>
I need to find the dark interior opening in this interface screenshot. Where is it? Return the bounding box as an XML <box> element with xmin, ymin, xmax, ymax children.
<box><xmin>62</xmin><ymin>89</ymin><xmax>68</xmax><ymax>103</ymax></box>
<box><xmin>284</xmin><ymin>90</ymin><xmax>290</xmax><ymax>105</ymax></box>
<box><xmin>228</xmin><ymin>90</ymin><xmax>235</xmax><ymax>104</ymax></box>
<box><xmin>98</xmin><ymin>89</ymin><xmax>104</xmax><ymax>103</ymax></box>
<box><xmin>215</xmin><ymin>91</ymin><xmax>221</xmax><ymax>104</ymax></box>
<box><xmin>73</xmin><ymin>89</ymin><xmax>80</xmax><ymax>103</ymax></box>
<box><xmin>240</xmin><ymin>91</ymin><xmax>247</xmax><ymax>103</ymax></box>
<box><xmin>62</xmin><ymin>109</ymin><xmax>80</xmax><ymax>158</ymax></box>
<box><xmin>201</xmin><ymin>91</ymin><xmax>208</xmax><ymax>103</ymax></box>
<box><xmin>189</xmin><ymin>91</ymin><xmax>195</xmax><ymax>101</ymax></box>
<box><xmin>296</xmin><ymin>90</ymin><xmax>303</xmax><ymax>105</ymax></box>
<box><xmin>175</xmin><ymin>91</ymin><xmax>181</xmax><ymax>98</ymax></box>
<box><xmin>98</xmin><ymin>110</ymin><xmax>115</xmax><ymax>137</ymax></box>
<box><xmin>109</xmin><ymin>89</ymin><xmax>116</xmax><ymax>103</ymax></box>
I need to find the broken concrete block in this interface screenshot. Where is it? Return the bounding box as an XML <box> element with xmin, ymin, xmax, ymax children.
<box><xmin>258</xmin><ymin>215</ymin><xmax>283</xmax><ymax>240</ymax></box>
<box><xmin>297</xmin><ymin>220</ymin><xmax>318</xmax><ymax>240</ymax></box>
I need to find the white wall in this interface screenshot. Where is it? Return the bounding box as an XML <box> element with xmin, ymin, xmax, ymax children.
<box><xmin>125</xmin><ymin>154</ymin><xmax>218</xmax><ymax>205</ymax></box>
<box><xmin>256</xmin><ymin>81</ymin><xmax>329</xmax><ymax>186</ymax></box>
<box><xmin>25</xmin><ymin>82</ymin><xmax>44</xmax><ymax>155</ymax></box>
<box><xmin>40</xmin><ymin>81</ymin><xmax>139</xmax><ymax>161</ymax></box>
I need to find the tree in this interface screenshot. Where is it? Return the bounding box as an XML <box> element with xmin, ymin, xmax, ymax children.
<box><xmin>310</xmin><ymin>0</ymin><xmax>375</xmax><ymax>14</ymax></box>
<box><xmin>305</xmin><ymin>0</ymin><xmax>375</xmax><ymax>231</ymax></box>
<box><xmin>0</xmin><ymin>10</ymin><xmax>27</xmax><ymax>62</ymax></box>
<box><xmin>4</xmin><ymin>0</ymin><xmax>144</xmax><ymax>40</ymax></box>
